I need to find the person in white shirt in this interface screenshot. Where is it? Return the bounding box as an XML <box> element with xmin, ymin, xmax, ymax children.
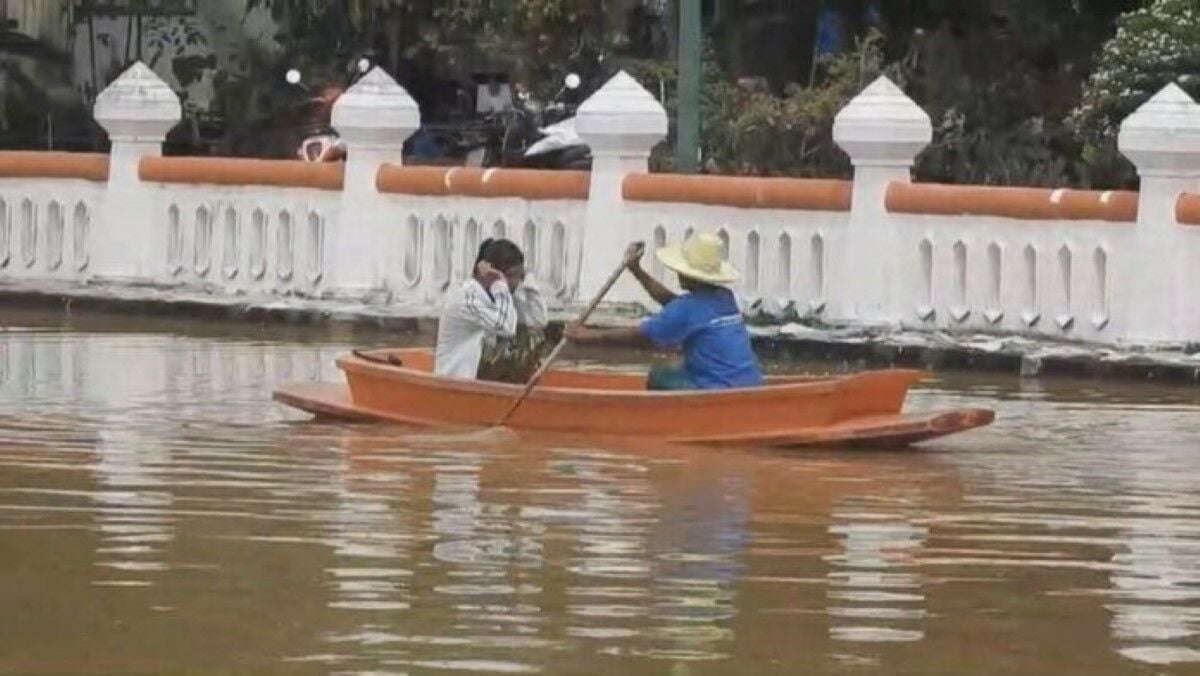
<box><xmin>435</xmin><ymin>238</ymin><xmax>547</xmax><ymax>381</ymax></box>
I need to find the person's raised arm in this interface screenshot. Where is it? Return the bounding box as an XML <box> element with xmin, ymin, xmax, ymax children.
<box><xmin>624</xmin><ymin>242</ymin><xmax>677</xmax><ymax>307</ymax></box>
<box><xmin>465</xmin><ymin>262</ymin><xmax>519</xmax><ymax>338</ymax></box>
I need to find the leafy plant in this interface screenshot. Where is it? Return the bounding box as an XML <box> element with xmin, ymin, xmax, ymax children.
<box><xmin>618</xmin><ymin>37</ymin><xmax>728</xmax><ymax>172</ymax></box>
<box><xmin>711</xmin><ymin>34</ymin><xmax>894</xmax><ymax>177</ymax></box>
<box><xmin>916</xmin><ymin>71</ymin><xmax>1082</xmax><ymax>187</ymax></box>
<box><xmin>626</xmin><ymin>32</ymin><xmax>893</xmax><ymax>177</ymax></box>
<box><xmin>210</xmin><ymin>1</ymin><xmax>390</xmax><ymax>156</ymax></box>
<box><xmin>1073</xmin><ymin>0</ymin><xmax>1200</xmax><ymax>187</ymax></box>
<box><xmin>431</xmin><ymin>0</ymin><xmax>606</xmax><ymax>100</ymax></box>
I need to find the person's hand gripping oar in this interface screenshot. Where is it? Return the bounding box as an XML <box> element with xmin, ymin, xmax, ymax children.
<box><xmin>494</xmin><ymin>242</ymin><xmax>645</xmax><ymax>428</ymax></box>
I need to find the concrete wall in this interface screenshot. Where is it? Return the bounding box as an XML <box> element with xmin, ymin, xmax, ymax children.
<box><xmin>3</xmin><ymin>61</ymin><xmax>1200</xmax><ymax>348</ymax></box>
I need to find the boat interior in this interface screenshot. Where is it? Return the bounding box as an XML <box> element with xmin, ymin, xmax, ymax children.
<box><xmin>349</xmin><ymin>347</ymin><xmax>834</xmax><ymax>391</ymax></box>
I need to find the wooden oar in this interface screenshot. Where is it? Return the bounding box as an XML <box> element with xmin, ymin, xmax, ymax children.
<box><xmin>495</xmin><ymin>250</ymin><xmax>636</xmax><ymax>426</ymax></box>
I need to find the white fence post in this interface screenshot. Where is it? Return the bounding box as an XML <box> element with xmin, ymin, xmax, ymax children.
<box><xmin>575</xmin><ymin>71</ymin><xmax>668</xmax><ymax>304</ymax></box>
<box><xmin>330</xmin><ymin>67</ymin><xmax>420</xmax><ymax>301</ymax></box>
<box><xmin>832</xmin><ymin>76</ymin><xmax>931</xmax><ymax>325</ymax></box>
<box><xmin>1118</xmin><ymin>84</ymin><xmax>1200</xmax><ymax>344</ymax></box>
<box><xmin>92</xmin><ymin>62</ymin><xmax>181</xmax><ymax>282</ymax></box>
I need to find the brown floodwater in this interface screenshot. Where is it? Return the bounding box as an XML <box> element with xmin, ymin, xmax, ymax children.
<box><xmin>0</xmin><ymin>312</ymin><xmax>1198</xmax><ymax>675</ymax></box>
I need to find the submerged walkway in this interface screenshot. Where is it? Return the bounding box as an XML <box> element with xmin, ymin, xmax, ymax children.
<box><xmin>6</xmin><ymin>278</ymin><xmax>1200</xmax><ymax>385</ymax></box>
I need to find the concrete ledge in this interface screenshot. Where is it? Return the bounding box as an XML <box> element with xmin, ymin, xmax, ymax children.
<box><xmin>748</xmin><ymin>324</ymin><xmax>1200</xmax><ymax>384</ymax></box>
<box><xmin>0</xmin><ymin>280</ymin><xmax>434</xmax><ymax>334</ymax></box>
<box><xmin>5</xmin><ymin>280</ymin><xmax>1200</xmax><ymax>384</ymax></box>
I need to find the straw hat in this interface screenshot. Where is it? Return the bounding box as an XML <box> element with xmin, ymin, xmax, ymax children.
<box><xmin>655</xmin><ymin>233</ymin><xmax>739</xmax><ymax>285</ymax></box>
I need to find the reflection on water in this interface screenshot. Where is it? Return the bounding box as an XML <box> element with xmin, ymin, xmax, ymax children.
<box><xmin>325</xmin><ymin>451</ymin><xmax>411</xmax><ymax>612</ymax></box>
<box><xmin>0</xmin><ymin>321</ymin><xmax>1197</xmax><ymax>674</ymax></box>
<box><xmin>92</xmin><ymin>427</ymin><xmax>174</xmax><ymax>587</ymax></box>
<box><xmin>826</xmin><ymin>501</ymin><xmax>927</xmax><ymax>645</ymax></box>
<box><xmin>1109</xmin><ymin>443</ymin><xmax>1200</xmax><ymax>667</ymax></box>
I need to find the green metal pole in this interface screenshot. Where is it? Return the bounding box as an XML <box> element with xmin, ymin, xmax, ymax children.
<box><xmin>676</xmin><ymin>0</ymin><xmax>701</xmax><ymax>174</ymax></box>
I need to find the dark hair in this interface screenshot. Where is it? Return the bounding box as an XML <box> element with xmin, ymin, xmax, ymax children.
<box><xmin>474</xmin><ymin>238</ymin><xmax>525</xmax><ymax>270</ymax></box>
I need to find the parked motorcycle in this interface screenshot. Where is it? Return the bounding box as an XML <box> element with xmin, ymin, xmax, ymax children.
<box><xmin>282</xmin><ymin>61</ymin><xmax>592</xmax><ymax>170</ymax></box>
<box><xmin>469</xmin><ymin>72</ymin><xmax>591</xmax><ymax>170</ymax></box>
<box><xmin>521</xmin><ymin>116</ymin><xmax>590</xmax><ymax>170</ymax></box>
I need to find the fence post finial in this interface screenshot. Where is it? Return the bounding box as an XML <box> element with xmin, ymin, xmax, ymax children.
<box><xmin>92</xmin><ymin>62</ymin><xmax>181</xmax><ymax>283</ymax></box>
<box><xmin>94</xmin><ymin>61</ymin><xmax>181</xmax><ymax>184</ymax></box>
<box><xmin>329</xmin><ymin>66</ymin><xmax>421</xmax><ymax>301</ymax></box>
<box><xmin>332</xmin><ymin>66</ymin><xmax>421</xmax><ymax>182</ymax></box>
<box><xmin>1118</xmin><ymin>83</ymin><xmax>1200</xmax><ymax>342</ymax></box>
<box><xmin>830</xmin><ymin>76</ymin><xmax>931</xmax><ymax>324</ymax></box>
<box><xmin>575</xmin><ymin>71</ymin><xmax>668</xmax><ymax>304</ymax></box>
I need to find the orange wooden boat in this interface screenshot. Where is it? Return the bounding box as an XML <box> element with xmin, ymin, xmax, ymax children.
<box><xmin>273</xmin><ymin>348</ymin><xmax>994</xmax><ymax>448</ymax></box>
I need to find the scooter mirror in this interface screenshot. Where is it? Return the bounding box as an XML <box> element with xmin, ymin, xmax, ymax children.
<box><xmin>357</xmin><ymin>58</ymin><xmax>371</xmax><ymax>74</ymax></box>
<box><xmin>564</xmin><ymin>73</ymin><xmax>582</xmax><ymax>90</ymax></box>
<box><xmin>285</xmin><ymin>69</ymin><xmax>302</xmax><ymax>85</ymax></box>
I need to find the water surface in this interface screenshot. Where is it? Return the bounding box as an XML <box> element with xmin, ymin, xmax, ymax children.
<box><xmin>0</xmin><ymin>316</ymin><xmax>1197</xmax><ymax>674</ymax></box>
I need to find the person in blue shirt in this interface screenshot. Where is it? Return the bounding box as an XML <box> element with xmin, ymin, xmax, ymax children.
<box><xmin>564</xmin><ymin>234</ymin><xmax>765</xmax><ymax>390</ymax></box>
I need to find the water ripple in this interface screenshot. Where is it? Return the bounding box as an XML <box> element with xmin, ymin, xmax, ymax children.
<box><xmin>0</xmin><ymin>327</ymin><xmax>1197</xmax><ymax>673</ymax></box>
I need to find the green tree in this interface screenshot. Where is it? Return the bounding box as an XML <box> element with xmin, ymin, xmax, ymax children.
<box><xmin>626</xmin><ymin>1</ymin><xmax>1140</xmax><ymax>184</ymax></box>
<box><xmin>432</xmin><ymin>0</ymin><xmax>605</xmax><ymax>98</ymax></box>
<box><xmin>624</xmin><ymin>33</ymin><xmax>893</xmax><ymax>177</ymax></box>
<box><xmin>214</xmin><ymin>1</ymin><xmax>397</xmax><ymax>156</ymax></box>
<box><xmin>214</xmin><ymin>0</ymin><xmax>600</xmax><ymax>156</ymax></box>
<box><xmin>706</xmin><ymin>33</ymin><xmax>894</xmax><ymax>177</ymax></box>
<box><xmin>897</xmin><ymin>0</ymin><xmax>1135</xmax><ymax>187</ymax></box>
<box><xmin>1073</xmin><ymin>0</ymin><xmax>1200</xmax><ymax>187</ymax></box>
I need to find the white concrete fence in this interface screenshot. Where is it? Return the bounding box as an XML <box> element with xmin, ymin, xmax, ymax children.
<box><xmin>4</xmin><ymin>62</ymin><xmax>1200</xmax><ymax>346</ymax></box>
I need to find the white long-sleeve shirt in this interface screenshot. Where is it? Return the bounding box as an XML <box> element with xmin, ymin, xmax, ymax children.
<box><xmin>434</xmin><ymin>277</ymin><xmax>547</xmax><ymax>379</ymax></box>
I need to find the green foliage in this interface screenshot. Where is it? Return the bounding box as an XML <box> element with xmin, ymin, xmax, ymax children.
<box><xmin>624</xmin><ymin>26</ymin><xmax>1086</xmax><ymax>183</ymax></box>
<box><xmin>617</xmin><ymin>3</ymin><xmax>1136</xmax><ymax>186</ymax></box>
<box><xmin>135</xmin><ymin>0</ymin><xmax>1184</xmax><ymax>185</ymax></box>
<box><xmin>432</xmin><ymin>0</ymin><xmax>603</xmax><ymax>99</ymax></box>
<box><xmin>626</xmin><ymin>32</ymin><xmax>892</xmax><ymax>177</ymax></box>
<box><xmin>619</xmin><ymin>38</ymin><xmax>728</xmax><ymax>173</ymax></box>
<box><xmin>1074</xmin><ymin>0</ymin><xmax>1200</xmax><ymax>186</ymax></box>
<box><xmin>916</xmin><ymin>74</ymin><xmax>1081</xmax><ymax>187</ymax></box>
<box><xmin>241</xmin><ymin>0</ymin><xmax>381</xmax><ymax>79</ymax></box>
<box><xmin>216</xmin><ymin>0</ymin><xmax>599</xmax><ymax>154</ymax></box>
<box><xmin>212</xmin><ymin>1</ymin><xmax>391</xmax><ymax>155</ymax></box>
<box><xmin>709</xmin><ymin>35</ymin><xmax>891</xmax><ymax>177</ymax></box>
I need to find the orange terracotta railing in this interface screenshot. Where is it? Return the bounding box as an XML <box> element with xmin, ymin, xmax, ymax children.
<box><xmin>377</xmin><ymin>166</ymin><xmax>590</xmax><ymax>200</ymax></box>
<box><xmin>0</xmin><ymin>149</ymin><xmax>1158</xmax><ymax>227</ymax></box>
<box><xmin>886</xmin><ymin>182</ymin><xmax>1138</xmax><ymax>223</ymax></box>
<box><xmin>0</xmin><ymin>151</ymin><xmax>109</xmax><ymax>182</ymax></box>
<box><xmin>622</xmin><ymin>174</ymin><xmax>853</xmax><ymax>211</ymax></box>
<box><xmin>1175</xmin><ymin>193</ymin><xmax>1200</xmax><ymax>225</ymax></box>
<box><xmin>139</xmin><ymin>157</ymin><xmax>345</xmax><ymax>191</ymax></box>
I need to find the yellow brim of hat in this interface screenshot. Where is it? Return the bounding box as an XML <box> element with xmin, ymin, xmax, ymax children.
<box><xmin>655</xmin><ymin>245</ymin><xmax>740</xmax><ymax>285</ymax></box>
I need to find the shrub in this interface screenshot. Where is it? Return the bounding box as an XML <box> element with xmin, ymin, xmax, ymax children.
<box><xmin>625</xmin><ymin>32</ymin><xmax>891</xmax><ymax>177</ymax></box>
<box><xmin>1073</xmin><ymin>0</ymin><xmax>1200</xmax><ymax>187</ymax></box>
